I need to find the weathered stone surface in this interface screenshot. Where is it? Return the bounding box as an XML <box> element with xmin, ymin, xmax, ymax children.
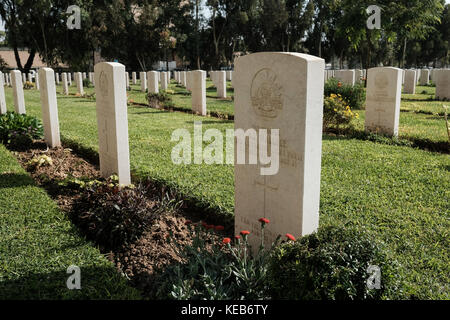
<box><xmin>11</xmin><ymin>70</ymin><xmax>26</xmax><ymax>114</ymax></box>
<box><xmin>94</xmin><ymin>62</ymin><xmax>131</xmax><ymax>185</ymax></box>
<box><xmin>365</xmin><ymin>67</ymin><xmax>402</xmax><ymax>137</ymax></box>
<box><xmin>38</xmin><ymin>68</ymin><xmax>61</xmax><ymax>148</ymax></box>
<box><xmin>403</xmin><ymin>70</ymin><xmax>416</xmax><ymax>94</ymax></box>
<box><xmin>234</xmin><ymin>52</ymin><xmax>324</xmax><ymax>250</ymax></box>
<box><xmin>435</xmin><ymin>69</ymin><xmax>450</xmax><ymax>101</ymax></box>
<box><xmin>191</xmin><ymin>70</ymin><xmax>206</xmax><ymax>116</ymax></box>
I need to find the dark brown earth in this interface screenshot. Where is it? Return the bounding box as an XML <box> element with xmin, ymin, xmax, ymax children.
<box><xmin>12</xmin><ymin>140</ymin><xmax>228</xmax><ymax>297</ymax></box>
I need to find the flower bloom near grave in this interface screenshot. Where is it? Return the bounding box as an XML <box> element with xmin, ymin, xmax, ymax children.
<box><xmin>240</xmin><ymin>230</ymin><xmax>250</xmax><ymax>236</ymax></box>
<box><xmin>259</xmin><ymin>217</ymin><xmax>270</xmax><ymax>225</ymax></box>
<box><xmin>215</xmin><ymin>225</ymin><xmax>225</xmax><ymax>231</ymax></box>
<box><xmin>285</xmin><ymin>233</ymin><xmax>296</xmax><ymax>241</ymax></box>
<box><xmin>223</xmin><ymin>237</ymin><xmax>231</xmax><ymax>244</ymax></box>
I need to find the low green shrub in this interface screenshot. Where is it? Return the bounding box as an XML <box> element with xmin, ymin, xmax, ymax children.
<box><xmin>153</xmin><ymin>218</ymin><xmax>279</xmax><ymax>300</ymax></box>
<box><xmin>23</xmin><ymin>81</ymin><xmax>35</xmax><ymax>90</ymax></box>
<box><xmin>323</xmin><ymin>93</ymin><xmax>358</xmax><ymax>131</ymax></box>
<box><xmin>147</xmin><ymin>92</ymin><xmax>174</xmax><ymax>109</ymax></box>
<box><xmin>325</xmin><ymin>78</ymin><xmax>366</xmax><ymax>109</ymax></box>
<box><xmin>83</xmin><ymin>78</ymin><xmax>92</xmax><ymax>88</ymax></box>
<box><xmin>72</xmin><ymin>177</ymin><xmax>168</xmax><ymax>249</ymax></box>
<box><xmin>0</xmin><ymin>111</ymin><xmax>43</xmax><ymax>149</ymax></box>
<box><xmin>267</xmin><ymin>226</ymin><xmax>399</xmax><ymax>300</ymax></box>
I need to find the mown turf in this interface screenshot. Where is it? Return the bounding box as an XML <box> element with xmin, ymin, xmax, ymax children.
<box><xmin>0</xmin><ymin>144</ymin><xmax>140</xmax><ymax>299</ymax></box>
<box><xmin>3</xmin><ymin>84</ymin><xmax>450</xmax><ymax>299</ymax></box>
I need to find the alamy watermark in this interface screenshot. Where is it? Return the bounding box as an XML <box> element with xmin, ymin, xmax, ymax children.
<box><xmin>67</xmin><ymin>5</ymin><xmax>81</xmax><ymax>30</ymax></box>
<box><xmin>366</xmin><ymin>5</ymin><xmax>381</xmax><ymax>30</ymax></box>
<box><xmin>66</xmin><ymin>265</ymin><xmax>81</xmax><ymax>290</ymax></box>
<box><xmin>366</xmin><ymin>265</ymin><xmax>381</xmax><ymax>290</ymax></box>
<box><xmin>171</xmin><ymin>121</ymin><xmax>279</xmax><ymax>176</ymax></box>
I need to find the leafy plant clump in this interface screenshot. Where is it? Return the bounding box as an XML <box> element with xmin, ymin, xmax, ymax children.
<box><xmin>72</xmin><ymin>177</ymin><xmax>166</xmax><ymax>249</ymax></box>
<box><xmin>325</xmin><ymin>78</ymin><xmax>366</xmax><ymax>110</ymax></box>
<box><xmin>0</xmin><ymin>112</ymin><xmax>43</xmax><ymax>150</ymax></box>
<box><xmin>267</xmin><ymin>226</ymin><xmax>400</xmax><ymax>300</ymax></box>
<box><xmin>83</xmin><ymin>78</ymin><xmax>92</xmax><ymax>88</ymax></box>
<box><xmin>153</xmin><ymin>218</ymin><xmax>280</xmax><ymax>300</ymax></box>
<box><xmin>147</xmin><ymin>92</ymin><xmax>174</xmax><ymax>109</ymax></box>
<box><xmin>23</xmin><ymin>81</ymin><xmax>35</xmax><ymax>89</ymax></box>
<box><xmin>323</xmin><ymin>93</ymin><xmax>358</xmax><ymax>131</ymax></box>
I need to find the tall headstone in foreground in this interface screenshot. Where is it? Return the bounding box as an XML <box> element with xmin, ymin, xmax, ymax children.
<box><xmin>0</xmin><ymin>72</ymin><xmax>6</xmax><ymax>114</ymax></box>
<box><xmin>147</xmin><ymin>71</ymin><xmax>159</xmax><ymax>94</ymax></box>
<box><xmin>335</xmin><ymin>70</ymin><xmax>355</xmax><ymax>85</ymax></box>
<box><xmin>94</xmin><ymin>62</ymin><xmax>131</xmax><ymax>185</ymax></box>
<box><xmin>216</xmin><ymin>71</ymin><xmax>226</xmax><ymax>98</ymax></box>
<box><xmin>234</xmin><ymin>52</ymin><xmax>324</xmax><ymax>250</ymax></box>
<box><xmin>435</xmin><ymin>69</ymin><xmax>450</xmax><ymax>101</ymax></box>
<box><xmin>11</xmin><ymin>70</ymin><xmax>26</xmax><ymax>114</ymax></box>
<box><xmin>38</xmin><ymin>68</ymin><xmax>61</xmax><ymax>148</ymax></box>
<box><xmin>191</xmin><ymin>70</ymin><xmax>206</xmax><ymax>116</ymax></box>
<box><xmin>140</xmin><ymin>71</ymin><xmax>147</xmax><ymax>92</ymax></box>
<box><xmin>365</xmin><ymin>67</ymin><xmax>402</xmax><ymax>137</ymax></box>
<box><xmin>62</xmin><ymin>73</ymin><xmax>69</xmax><ymax>95</ymax></box>
<box><xmin>420</xmin><ymin>69</ymin><xmax>430</xmax><ymax>85</ymax></box>
<box><xmin>75</xmin><ymin>72</ymin><xmax>84</xmax><ymax>95</ymax></box>
<box><xmin>403</xmin><ymin>70</ymin><xmax>416</xmax><ymax>94</ymax></box>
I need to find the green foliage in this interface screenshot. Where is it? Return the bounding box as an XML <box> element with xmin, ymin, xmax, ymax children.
<box><xmin>325</xmin><ymin>78</ymin><xmax>366</xmax><ymax>110</ymax></box>
<box><xmin>267</xmin><ymin>226</ymin><xmax>400</xmax><ymax>300</ymax></box>
<box><xmin>323</xmin><ymin>93</ymin><xmax>359</xmax><ymax>130</ymax></box>
<box><xmin>147</xmin><ymin>92</ymin><xmax>174</xmax><ymax>109</ymax></box>
<box><xmin>0</xmin><ymin>144</ymin><xmax>140</xmax><ymax>299</ymax></box>
<box><xmin>0</xmin><ymin>111</ymin><xmax>43</xmax><ymax>149</ymax></box>
<box><xmin>72</xmin><ymin>177</ymin><xmax>163</xmax><ymax>249</ymax></box>
<box><xmin>23</xmin><ymin>81</ymin><xmax>34</xmax><ymax>90</ymax></box>
<box><xmin>153</xmin><ymin>219</ymin><xmax>277</xmax><ymax>300</ymax></box>
<box><xmin>82</xmin><ymin>78</ymin><xmax>92</xmax><ymax>88</ymax></box>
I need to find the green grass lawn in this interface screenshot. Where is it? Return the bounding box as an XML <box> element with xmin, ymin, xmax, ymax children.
<box><xmin>0</xmin><ymin>144</ymin><xmax>140</xmax><ymax>299</ymax></box>
<box><xmin>3</xmin><ymin>85</ymin><xmax>449</xmax><ymax>299</ymax></box>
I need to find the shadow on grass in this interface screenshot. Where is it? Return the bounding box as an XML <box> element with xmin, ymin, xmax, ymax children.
<box><xmin>0</xmin><ymin>173</ymin><xmax>34</xmax><ymax>189</ymax></box>
<box><xmin>0</xmin><ymin>266</ymin><xmax>139</xmax><ymax>300</ymax></box>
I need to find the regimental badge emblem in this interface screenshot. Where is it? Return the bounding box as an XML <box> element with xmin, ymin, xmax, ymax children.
<box><xmin>251</xmin><ymin>68</ymin><xmax>283</xmax><ymax>118</ymax></box>
<box><xmin>374</xmin><ymin>72</ymin><xmax>389</xmax><ymax>90</ymax></box>
<box><xmin>99</xmin><ymin>71</ymin><xmax>108</xmax><ymax>97</ymax></box>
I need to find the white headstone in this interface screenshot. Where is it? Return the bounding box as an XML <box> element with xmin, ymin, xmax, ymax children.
<box><xmin>38</xmin><ymin>68</ymin><xmax>61</xmax><ymax>148</ymax></box>
<box><xmin>216</xmin><ymin>71</ymin><xmax>226</xmax><ymax>98</ymax></box>
<box><xmin>191</xmin><ymin>70</ymin><xmax>206</xmax><ymax>116</ymax></box>
<box><xmin>140</xmin><ymin>71</ymin><xmax>147</xmax><ymax>92</ymax></box>
<box><xmin>435</xmin><ymin>69</ymin><xmax>450</xmax><ymax>101</ymax></box>
<box><xmin>62</xmin><ymin>73</ymin><xmax>69</xmax><ymax>95</ymax></box>
<box><xmin>35</xmin><ymin>72</ymin><xmax>40</xmax><ymax>90</ymax></box>
<box><xmin>75</xmin><ymin>72</ymin><xmax>84</xmax><ymax>95</ymax></box>
<box><xmin>365</xmin><ymin>67</ymin><xmax>402</xmax><ymax>137</ymax></box>
<box><xmin>132</xmin><ymin>72</ymin><xmax>137</xmax><ymax>85</ymax></box>
<box><xmin>181</xmin><ymin>71</ymin><xmax>187</xmax><ymax>87</ymax></box>
<box><xmin>0</xmin><ymin>72</ymin><xmax>6</xmax><ymax>114</ymax></box>
<box><xmin>335</xmin><ymin>70</ymin><xmax>355</xmax><ymax>85</ymax></box>
<box><xmin>55</xmin><ymin>72</ymin><xmax>60</xmax><ymax>84</ymax></box>
<box><xmin>234</xmin><ymin>52</ymin><xmax>324</xmax><ymax>250</ymax></box>
<box><xmin>403</xmin><ymin>70</ymin><xmax>416</xmax><ymax>94</ymax></box>
<box><xmin>22</xmin><ymin>73</ymin><xmax>26</xmax><ymax>84</ymax></box>
<box><xmin>94</xmin><ymin>62</ymin><xmax>131</xmax><ymax>185</ymax></box>
<box><xmin>11</xmin><ymin>70</ymin><xmax>26</xmax><ymax>114</ymax></box>
<box><xmin>147</xmin><ymin>71</ymin><xmax>159</xmax><ymax>94</ymax></box>
<box><xmin>161</xmin><ymin>72</ymin><xmax>168</xmax><ymax>90</ymax></box>
<box><xmin>125</xmin><ymin>72</ymin><xmax>130</xmax><ymax>88</ymax></box>
<box><xmin>420</xmin><ymin>69</ymin><xmax>430</xmax><ymax>85</ymax></box>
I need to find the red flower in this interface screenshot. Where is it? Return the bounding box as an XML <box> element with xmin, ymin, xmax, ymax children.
<box><xmin>240</xmin><ymin>230</ymin><xmax>250</xmax><ymax>236</ymax></box>
<box><xmin>337</xmin><ymin>82</ymin><xmax>342</xmax><ymax>87</ymax></box>
<box><xmin>285</xmin><ymin>233</ymin><xmax>296</xmax><ymax>241</ymax></box>
<box><xmin>259</xmin><ymin>218</ymin><xmax>270</xmax><ymax>224</ymax></box>
<box><xmin>235</xmin><ymin>236</ymin><xmax>241</xmax><ymax>240</ymax></box>
<box><xmin>222</xmin><ymin>237</ymin><xmax>231</xmax><ymax>244</ymax></box>
<box><xmin>215</xmin><ymin>225</ymin><xmax>225</xmax><ymax>231</ymax></box>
